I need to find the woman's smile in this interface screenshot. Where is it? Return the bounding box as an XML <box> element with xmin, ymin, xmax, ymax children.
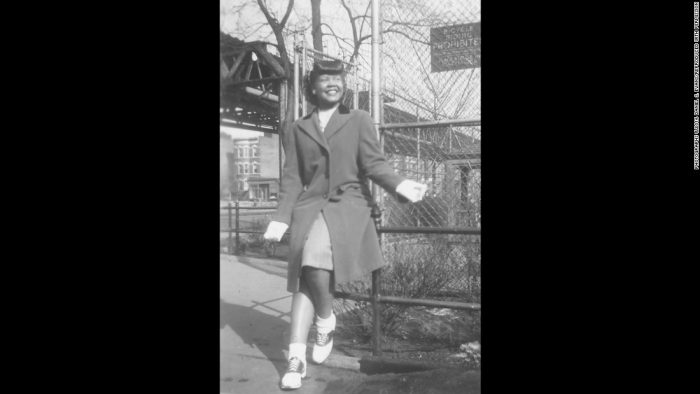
<box><xmin>314</xmin><ymin>75</ymin><xmax>345</xmax><ymax>106</ymax></box>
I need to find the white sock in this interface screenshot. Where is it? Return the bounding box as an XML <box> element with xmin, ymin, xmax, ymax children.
<box><xmin>288</xmin><ymin>343</ymin><xmax>307</xmax><ymax>363</ymax></box>
<box><xmin>315</xmin><ymin>312</ymin><xmax>336</xmax><ymax>334</ymax></box>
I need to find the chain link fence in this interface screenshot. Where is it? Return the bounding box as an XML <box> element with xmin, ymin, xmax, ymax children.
<box><xmin>381</xmin><ymin>0</ymin><xmax>481</xmax><ymax>122</ymax></box>
<box><xmin>377</xmin><ymin>0</ymin><xmax>481</xmax><ymax>302</ymax></box>
<box><xmin>288</xmin><ymin>0</ymin><xmax>482</xmax><ymax>303</ymax></box>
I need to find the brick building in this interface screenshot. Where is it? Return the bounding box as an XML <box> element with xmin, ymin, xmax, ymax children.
<box><xmin>220</xmin><ymin>133</ymin><xmax>237</xmax><ymax>200</ymax></box>
<box><xmin>221</xmin><ymin>131</ymin><xmax>280</xmax><ymax>201</ymax></box>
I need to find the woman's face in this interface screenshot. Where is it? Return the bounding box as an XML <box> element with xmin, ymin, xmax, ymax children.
<box><xmin>312</xmin><ymin>73</ymin><xmax>345</xmax><ymax>107</ymax></box>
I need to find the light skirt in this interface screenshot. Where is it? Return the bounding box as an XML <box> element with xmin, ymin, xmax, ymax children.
<box><xmin>300</xmin><ymin>211</ymin><xmax>334</xmax><ymax>271</ymax></box>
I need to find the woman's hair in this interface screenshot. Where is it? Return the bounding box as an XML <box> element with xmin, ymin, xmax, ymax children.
<box><xmin>304</xmin><ymin>60</ymin><xmax>347</xmax><ymax>107</ymax></box>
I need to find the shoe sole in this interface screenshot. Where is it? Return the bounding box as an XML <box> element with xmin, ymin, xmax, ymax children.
<box><xmin>279</xmin><ymin>369</ymin><xmax>306</xmax><ymax>390</ymax></box>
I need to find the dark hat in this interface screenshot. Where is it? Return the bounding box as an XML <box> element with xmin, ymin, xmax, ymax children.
<box><xmin>309</xmin><ymin>59</ymin><xmax>345</xmax><ymax>82</ymax></box>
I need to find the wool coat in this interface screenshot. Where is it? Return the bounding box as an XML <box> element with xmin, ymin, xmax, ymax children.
<box><xmin>272</xmin><ymin>104</ymin><xmax>406</xmax><ymax>293</ymax></box>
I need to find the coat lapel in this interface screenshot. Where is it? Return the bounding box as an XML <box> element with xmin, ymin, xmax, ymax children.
<box><xmin>297</xmin><ymin>111</ymin><xmax>329</xmax><ymax>152</ymax></box>
<box><xmin>323</xmin><ymin>105</ymin><xmax>352</xmax><ymax>141</ymax></box>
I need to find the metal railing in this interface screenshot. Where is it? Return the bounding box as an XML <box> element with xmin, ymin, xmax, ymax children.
<box><xmin>221</xmin><ymin>201</ymin><xmax>480</xmax><ymax>357</ymax></box>
<box><xmin>220</xmin><ymin>201</ymin><xmax>288</xmax><ymax>255</ymax></box>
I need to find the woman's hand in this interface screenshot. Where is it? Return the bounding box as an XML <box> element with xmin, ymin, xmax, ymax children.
<box><xmin>263</xmin><ymin>221</ymin><xmax>289</xmax><ymax>242</ymax></box>
<box><xmin>395</xmin><ymin>180</ymin><xmax>428</xmax><ymax>203</ymax></box>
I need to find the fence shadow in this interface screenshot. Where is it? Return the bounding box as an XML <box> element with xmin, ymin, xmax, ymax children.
<box><xmin>234</xmin><ymin>255</ymin><xmax>288</xmax><ymax>279</ymax></box>
<box><xmin>220</xmin><ymin>298</ymin><xmax>289</xmax><ymax>378</ymax></box>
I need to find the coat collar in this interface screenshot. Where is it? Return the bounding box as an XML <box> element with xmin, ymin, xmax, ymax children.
<box><xmin>297</xmin><ymin>104</ymin><xmax>352</xmax><ymax>151</ymax></box>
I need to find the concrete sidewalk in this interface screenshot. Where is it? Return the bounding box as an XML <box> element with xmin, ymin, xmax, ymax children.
<box><xmin>220</xmin><ymin>253</ymin><xmax>480</xmax><ymax>394</ymax></box>
<box><xmin>220</xmin><ymin>254</ymin><xmax>362</xmax><ymax>394</ymax></box>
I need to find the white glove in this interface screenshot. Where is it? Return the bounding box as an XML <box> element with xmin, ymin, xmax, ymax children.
<box><xmin>395</xmin><ymin>180</ymin><xmax>428</xmax><ymax>203</ymax></box>
<box><xmin>263</xmin><ymin>221</ymin><xmax>289</xmax><ymax>242</ymax></box>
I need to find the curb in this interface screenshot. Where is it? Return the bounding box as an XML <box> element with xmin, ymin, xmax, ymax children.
<box><xmin>232</xmin><ymin>351</ymin><xmax>470</xmax><ymax>376</ymax></box>
<box><xmin>319</xmin><ymin>354</ymin><xmax>362</xmax><ymax>371</ymax></box>
<box><xmin>359</xmin><ymin>356</ymin><xmax>465</xmax><ymax>375</ymax></box>
<box><xmin>252</xmin><ymin>351</ymin><xmax>363</xmax><ymax>372</ymax></box>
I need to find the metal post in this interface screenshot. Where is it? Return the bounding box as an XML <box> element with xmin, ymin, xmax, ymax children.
<box><xmin>368</xmin><ymin>79</ymin><xmax>372</xmax><ymax>118</ymax></box>
<box><xmin>353</xmin><ymin>61</ymin><xmax>359</xmax><ymax>110</ymax></box>
<box><xmin>449</xmin><ymin>128</ymin><xmax>453</xmax><ymax>152</ymax></box>
<box><xmin>371</xmin><ymin>269</ymin><xmax>382</xmax><ymax>356</ymax></box>
<box><xmin>370</xmin><ymin>203</ymin><xmax>383</xmax><ymax>356</ymax></box>
<box><xmin>417</xmin><ymin>128</ymin><xmax>421</xmax><ymax>182</ymax></box>
<box><xmin>370</xmin><ymin>4</ymin><xmax>384</xmax><ymax>352</ymax></box>
<box><xmin>293</xmin><ymin>34</ymin><xmax>300</xmax><ymax>121</ymax></box>
<box><xmin>301</xmin><ymin>38</ymin><xmax>308</xmax><ymax>116</ymax></box>
<box><xmin>235</xmin><ymin>200</ymin><xmax>240</xmax><ymax>254</ymax></box>
<box><xmin>371</xmin><ymin>0</ymin><xmax>382</xmax><ymax>206</ymax></box>
<box><xmin>227</xmin><ymin>202</ymin><xmax>233</xmax><ymax>255</ymax></box>
<box><xmin>377</xmin><ymin>129</ymin><xmax>385</xmax><ymax>210</ymax></box>
<box><xmin>278</xmin><ymin>80</ymin><xmax>287</xmax><ymax>182</ymax></box>
<box><xmin>371</xmin><ymin>0</ymin><xmax>380</xmax><ymax>122</ymax></box>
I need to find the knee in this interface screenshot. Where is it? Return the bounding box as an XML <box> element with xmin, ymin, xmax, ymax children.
<box><xmin>302</xmin><ymin>267</ymin><xmax>330</xmax><ymax>284</ymax></box>
<box><xmin>301</xmin><ymin>266</ymin><xmax>318</xmax><ymax>282</ymax></box>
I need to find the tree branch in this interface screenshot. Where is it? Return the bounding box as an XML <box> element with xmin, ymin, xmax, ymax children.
<box><xmin>357</xmin><ymin>0</ymin><xmax>371</xmax><ymax>41</ymax></box>
<box><xmin>321</xmin><ymin>30</ymin><xmax>355</xmax><ymax>50</ymax></box>
<box><xmin>452</xmin><ymin>69</ymin><xmax>477</xmax><ymax>118</ymax></box>
<box><xmin>256</xmin><ymin>0</ymin><xmax>275</xmax><ymax>26</ymax></box>
<box><xmin>241</xmin><ymin>21</ymin><xmax>271</xmax><ymax>40</ymax></box>
<box><xmin>383</xmin><ymin>28</ymin><xmax>429</xmax><ymax>45</ymax></box>
<box><xmin>280</xmin><ymin>0</ymin><xmax>294</xmax><ymax>27</ymax></box>
<box><xmin>391</xmin><ymin>9</ymin><xmax>439</xmax><ymax>111</ymax></box>
<box><xmin>255</xmin><ymin>0</ymin><xmax>294</xmax><ymax>77</ymax></box>
<box><xmin>321</xmin><ymin>23</ymin><xmax>354</xmax><ymax>57</ymax></box>
<box><xmin>339</xmin><ymin>0</ymin><xmax>359</xmax><ymax>51</ymax></box>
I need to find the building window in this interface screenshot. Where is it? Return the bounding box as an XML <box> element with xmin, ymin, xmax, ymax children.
<box><xmin>244</xmin><ymin>163</ymin><xmax>249</xmax><ymax>174</ymax></box>
<box><xmin>252</xmin><ymin>163</ymin><xmax>259</xmax><ymax>174</ymax></box>
<box><xmin>252</xmin><ymin>145</ymin><xmax>259</xmax><ymax>157</ymax></box>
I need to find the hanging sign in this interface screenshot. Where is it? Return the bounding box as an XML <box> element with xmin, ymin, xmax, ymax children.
<box><xmin>430</xmin><ymin>22</ymin><xmax>481</xmax><ymax>72</ymax></box>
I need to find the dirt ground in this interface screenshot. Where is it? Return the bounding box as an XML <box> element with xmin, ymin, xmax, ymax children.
<box><xmin>322</xmin><ymin>368</ymin><xmax>481</xmax><ymax>394</ymax></box>
<box><xmin>332</xmin><ymin>306</ymin><xmax>481</xmax><ymax>370</ymax></box>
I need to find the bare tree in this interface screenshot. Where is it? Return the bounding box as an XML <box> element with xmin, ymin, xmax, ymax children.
<box><xmin>326</xmin><ymin>0</ymin><xmax>477</xmax><ymax>120</ymax></box>
<box><xmin>252</xmin><ymin>0</ymin><xmax>298</xmax><ymax>145</ymax></box>
<box><xmin>310</xmin><ymin>0</ymin><xmax>323</xmax><ymax>51</ymax></box>
<box><xmin>255</xmin><ymin>0</ymin><xmax>295</xmax><ymax>76</ymax></box>
<box><xmin>337</xmin><ymin>0</ymin><xmax>371</xmax><ymax>63</ymax></box>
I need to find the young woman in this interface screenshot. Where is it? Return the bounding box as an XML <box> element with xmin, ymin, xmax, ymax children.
<box><xmin>263</xmin><ymin>60</ymin><xmax>427</xmax><ymax>390</ymax></box>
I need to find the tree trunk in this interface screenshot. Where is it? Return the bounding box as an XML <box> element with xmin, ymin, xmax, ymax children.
<box><xmin>311</xmin><ymin>0</ymin><xmax>323</xmax><ymax>51</ymax></box>
<box><xmin>254</xmin><ymin>0</ymin><xmax>296</xmax><ymax>148</ymax></box>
